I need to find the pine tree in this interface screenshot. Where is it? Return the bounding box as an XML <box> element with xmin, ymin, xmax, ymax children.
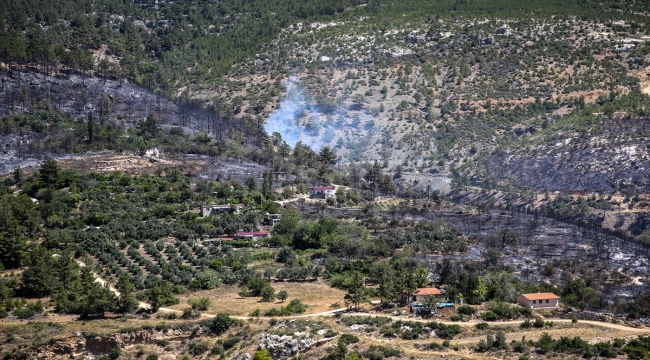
<box><xmin>0</xmin><ymin>198</ymin><xmax>26</xmax><ymax>269</ymax></box>
<box><xmin>21</xmin><ymin>246</ymin><xmax>57</xmax><ymax>297</ymax></box>
<box><xmin>117</xmin><ymin>274</ymin><xmax>139</xmax><ymax>314</ymax></box>
<box><xmin>38</xmin><ymin>157</ymin><xmax>61</xmax><ymax>188</ymax></box>
<box><xmin>364</xmin><ymin>161</ymin><xmax>382</xmax><ymax>191</ymax></box>
<box><xmin>343</xmin><ymin>271</ymin><xmax>366</xmax><ymax>310</ymax></box>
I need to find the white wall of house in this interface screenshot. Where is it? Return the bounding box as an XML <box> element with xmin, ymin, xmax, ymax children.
<box><xmin>517</xmin><ymin>296</ymin><xmax>559</xmax><ymax>308</ymax></box>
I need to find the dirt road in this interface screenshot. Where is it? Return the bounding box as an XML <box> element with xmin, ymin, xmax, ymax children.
<box><xmin>70</xmin><ymin>255</ymin><xmax>646</xmax><ymax>334</ymax></box>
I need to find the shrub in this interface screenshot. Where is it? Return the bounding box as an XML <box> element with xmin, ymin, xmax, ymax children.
<box><xmin>209</xmin><ymin>313</ymin><xmax>233</xmax><ymax>335</ymax></box>
<box><xmin>533</xmin><ymin>317</ymin><xmax>545</xmax><ymax>328</ymax></box>
<box><xmin>366</xmin><ymin>345</ymin><xmax>402</xmax><ymax>360</ymax></box>
<box><xmin>339</xmin><ymin>334</ymin><xmax>360</xmax><ymax>345</ymax></box>
<box><xmin>249</xmin><ymin>308</ymin><xmax>261</xmax><ymax>317</ymax></box>
<box><xmin>572</xmin><ymin>316</ymin><xmax>578</xmax><ymax>323</ymax></box>
<box><xmin>436</xmin><ymin>324</ymin><xmax>461</xmax><ymax>340</ymax></box>
<box><xmin>187</xmin><ymin>297</ymin><xmax>211</xmax><ymax>311</ymax></box>
<box><xmin>475</xmin><ymin>322</ymin><xmax>489</xmax><ymax>330</ymax></box>
<box><xmin>145</xmin><ymin>355</ymin><xmax>158</xmax><ymax>360</ymax></box>
<box><xmin>260</xmin><ymin>286</ymin><xmax>276</xmax><ymax>302</ymax></box>
<box><xmin>481</xmin><ymin>311</ymin><xmax>497</xmax><ymax>321</ymax></box>
<box><xmin>223</xmin><ymin>336</ymin><xmax>241</xmax><ymax>350</ymax></box>
<box><xmin>457</xmin><ymin>305</ymin><xmax>476</xmax><ymax>316</ymax></box>
<box><xmin>188</xmin><ymin>342</ymin><xmax>209</xmax><ymax>356</ymax></box>
<box><xmin>181</xmin><ymin>308</ymin><xmax>200</xmax><ymax>319</ymax></box>
<box><xmin>449</xmin><ymin>314</ymin><xmax>462</xmax><ymax>321</ymax></box>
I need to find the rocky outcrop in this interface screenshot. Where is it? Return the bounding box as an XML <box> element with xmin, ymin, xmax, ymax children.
<box><xmin>495</xmin><ymin>24</ymin><xmax>512</xmax><ymax>36</ymax></box>
<box><xmin>480</xmin><ymin>34</ymin><xmax>495</xmax><ymax>45</ymax></box>
<box><xmin>257</xmin><ymin>332</ymin><xmax>335</xmax><ymax>359</ymax></box>
<box><xmin>31</xmin><ymin>327</ymin><xmax>204</xmax><ymax>359</ymax></box>
<box><xmin>406</xmin><ymin>34</ymin><xmax>426</xmax><ymax>44</ymax></box>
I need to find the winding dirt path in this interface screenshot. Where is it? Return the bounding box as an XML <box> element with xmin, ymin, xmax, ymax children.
<box><xmin>68</xmin><ymin>256</ymin><xmax>646</xmax><ymax>334</ymax></box>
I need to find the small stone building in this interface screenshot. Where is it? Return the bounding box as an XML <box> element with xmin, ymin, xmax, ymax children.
<box><xmin>266</xmin><ymin>213</ymin><xmax>282</xmax><ymax>226</ymax></box>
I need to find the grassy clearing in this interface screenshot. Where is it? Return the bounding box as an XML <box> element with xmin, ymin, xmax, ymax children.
<box><xmin>168</xmin><ymin>281</ymin><xmax>346</xmax><ymax>316</ymax></box>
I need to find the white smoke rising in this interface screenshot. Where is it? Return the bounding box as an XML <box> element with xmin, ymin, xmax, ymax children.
<box><xmin>264</xmin><ymin>77</ymin><xmax>332</xmax><ymax>150</ymax></box>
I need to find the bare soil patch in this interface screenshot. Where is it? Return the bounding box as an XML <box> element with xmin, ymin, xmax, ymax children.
<box><xmin>168</xmin><ymin>281</ymin><xmax>346</xmax><ymax>316</ymax></box>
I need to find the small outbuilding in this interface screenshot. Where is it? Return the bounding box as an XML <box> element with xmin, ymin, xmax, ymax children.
<box><xmin>517</xmin><ymin>293</ymin><xmax>560</xmax><ymax>308</ymax></box>
<box><xmin>200</xmin><ymin>203</ymin><xmax>243</xmax><ymax>217</ymax></box>
<box><xmin>309</xmin><ymin>186</ymin><xmax>335</xmax><ymax>199</ymax></box>
<box><xmin>266</xmin><ymin>213</ymin><xmax>282</xmax><ymax>226</ymax></box>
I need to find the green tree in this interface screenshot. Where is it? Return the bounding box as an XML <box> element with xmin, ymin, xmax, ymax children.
<box><xmin>253</xmin><ymin>349</ymin><xmax>273</xmax><ymax>360</ymax></box>
<box><xmin>318</xmin><ymin>146</ymin><xmax>338</xmax><ymax>173</ymax></box>
<box><xmin>209</xmin><ymin>313</ymin><xmax>233</xmax><ymax>335</ymax></box>
<box><xmin>277</xmin><ymin>290</ymin><xmax>288</xmax><ymax>302</ymax></box>
<box><xmin>136</xmin><ymin>115</ymin><xmax>161</xmax><ymax>141</ymax></box>
<box><xmin>343</xmin><ymin>271</ymin><xmax>366</xmax><ymax>310</ymax></box>
<box><xmin>117</xmin><ymin>274</ymin><xmax>139</xmax><ymax>314</ymax></box>
<box><xmin>21</xmin><ymin>246</ymin><xmax>57</xmax><ymax>297</ymax></box>
<box><xmin>146</xmin><ymin>281</ymin><xmax>179</xmax><ymax>312</ymax></box>
<box><xmin>0</xmin><ymin>198</ymin><xmax>27</xmax><ymax>269</ymax></box>
<box><xmin>38</xmin><ymin>157</ymin><xmax>61</xmax><ymax>188</ymax></box>
<box><xmin>260</xmin><ymin>286</ymin><xmax>276</xmax><ymax>302</ymax></box>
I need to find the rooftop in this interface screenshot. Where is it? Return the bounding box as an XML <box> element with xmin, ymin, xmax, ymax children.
<box><xmin>310</xmin><ymin>186</ymin><xmax>335</xmax><ymax>191</ymax></box>
<box><xmin>519</xmin><ymin>293</ymin><xmax>560</xmax><ymax>300</ymax></box>
<box><xmin>235</xmin><ymin>231</ymin><xmax>270</xmax><ymax>236</ymax></box>
<box><xmin>415</xmin><ymin>288</ymin><xmax>443</xmax><ymax>296</ymax></box>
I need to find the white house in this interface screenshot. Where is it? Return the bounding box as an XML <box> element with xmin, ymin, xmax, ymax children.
<box><xmin>517</xmin><ymin>293</ymin><xmax>560</xmax><ymax>308</ymax></box>
<box><xmin>309</xmin><ymin>186</ymin><xmax>335</xmax><ymax>199</ymax></box>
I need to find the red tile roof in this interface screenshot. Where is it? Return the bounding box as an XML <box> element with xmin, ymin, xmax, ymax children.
<box><xmin>219</xmin><ymin>237</ymin><xmax>234</xmax><ymax>241</ymax></box>
<box><xmin>235</xmin><ymin>231</ymin><xmax>269</xmax><ymax>237</ymax></box>
<box><xmin>519</xmin><ymin>293</ymin><xmax>559</xmax><ymax>300</ymax></box>
<box><xmin>415</xmin><ymin>288</ymin><xmax>443</xmax><ymax>296</ymax></box>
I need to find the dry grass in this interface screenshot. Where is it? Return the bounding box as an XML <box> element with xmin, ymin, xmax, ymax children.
<box><xmin>168</xmin><ymin>281</ymin><xmax>347</xmax><ymax>316</ymax></box>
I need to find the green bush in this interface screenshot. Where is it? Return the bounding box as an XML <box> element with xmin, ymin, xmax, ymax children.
<box><xmin>209</xmin><ymin>313</ymin><xmax>233</xmax><ymax>335</ymax></box>
<box><xmin>188</xmin><ymin>342</ymin><xmax>209</xmax><ymax>355</ymax></box>
<box><xmin>181</xmin><ymin>308</ymin><xmax>201</xmax><ymax>319</ymax></box>
<box><xmin>188</xmin><ymin>297</ymin><xmax>211</xmax><ymax>311</ymax></box>
<box><xmin>475</xmin><ymin>322</ymin><xmax>489</xmax><ymax>330</ymax></box>
<box><xmin>366</xmin><ymin>345</ymin><xmax>402</xmax><ymax>360</ymax></box>
<box><xmin>436</xmin><ymin>324</ymin><xmax>461</xmax><ymax>340</ymax></box>
<box><xmin>223</xmin><ymin>336</ymin><xmax>241</xmax><ymax>350</ymax></box>
<box><xmin>339</xmin><ymin>334</ymin><xmax>360</xmax><ymax>344</ymax></box>
<box><xmin>457</xmin><ymin>305</ymin><xmax>476</xmax><ymax>316</ymax></box>
<box><xmin>481</xmin><ymin>311</ymin><xmax>497</xmax><ymax>321</ymax></box>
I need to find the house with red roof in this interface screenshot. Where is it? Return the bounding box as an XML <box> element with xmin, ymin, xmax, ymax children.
<box><xmin>398</xmin><ymin>287</ymin><xmax>444</xmax><ymax>303</ymax></box>
<box><xmin>517</xmin><ymin>293</ymin><xmax>560</xmax><ymax>308</ymax></box>
<box><xmin>235</xmin><ymin>231</ymin><xmax>270</xmax><ymax>240</ymax></box>
<box><xmin>309</xmin><ymin>186</ymin><xmax>335</xmax><ymax>199</ymax></box>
